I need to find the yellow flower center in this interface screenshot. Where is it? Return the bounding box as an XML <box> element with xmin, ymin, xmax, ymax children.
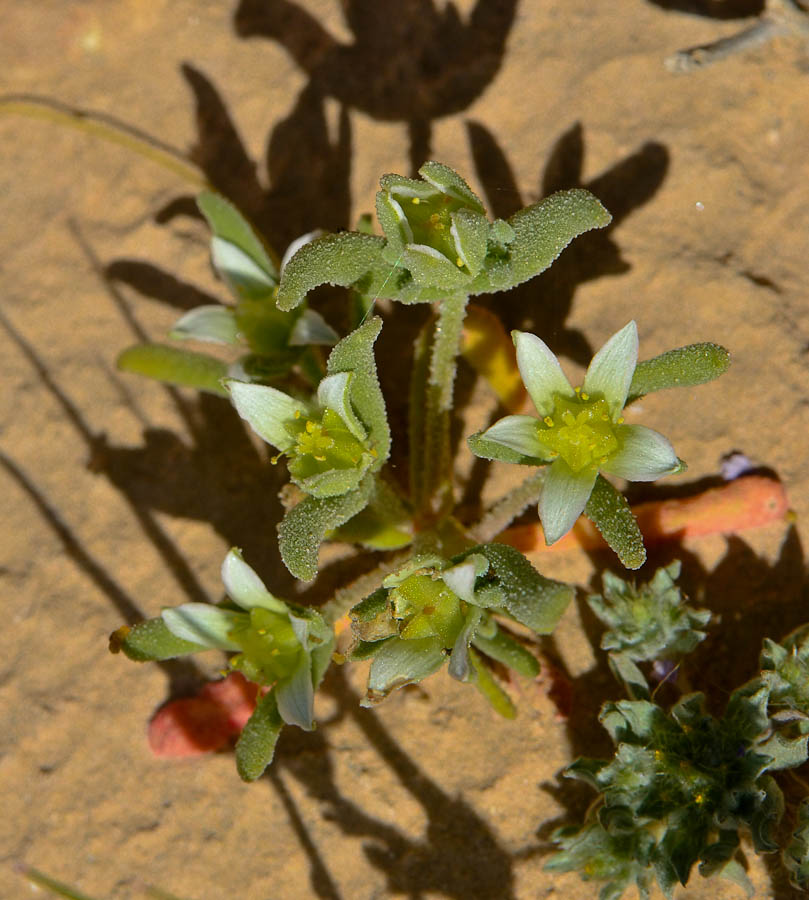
<box><xmin>537</xmin><ymin>392</ymin><xmax>621</xmax><ymax>473</ymax></box>
<box><xmin>295</xmin><ymin>419</ymin><xmax>334</xmax><ymax>462</ymax></box>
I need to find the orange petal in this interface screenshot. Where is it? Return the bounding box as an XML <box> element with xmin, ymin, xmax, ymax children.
<box><xmin>499</xmin><ymin>476</ymin><xmax>789</xmax><ymax>553</ymax></box>
<box><xmin>461</xmin><ymin>304</ymin><xmax>526</xmax><ymax>413</ymax></box>
<box><xmin>148</xmin><ymin>672</ymin><xmax>260</xmax><ymax>757</ymax></box>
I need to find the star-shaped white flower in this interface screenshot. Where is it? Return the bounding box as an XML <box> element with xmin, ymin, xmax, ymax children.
<box><xmin>476</xmin><ymin>322</ymin><xmax>682</xmax><ymax>545</ymax></box>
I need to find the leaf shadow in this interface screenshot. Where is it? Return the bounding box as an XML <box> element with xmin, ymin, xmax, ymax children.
<box><xmin>268</xmin><ymin>664</ymin><xmax>517</xmax><ymax>900</ymax></box>
<box><xmin>156</xmin><ymin>64</ymin><xmax>353</xmax><ymax>259</ymax></box>
<box><xmin>466</xmin><ymin>119</ymin><xmax>669</xmax><ymax>367</ymax></box>
<box><xmin>646</xmin><ymin>0</ymin><xmax>765</xmax><ymax>18</ymax></box>
<box><xmin>233</xmin><ymin>0</ymin><xmax>518</xmax><ymax>174</ymax></box>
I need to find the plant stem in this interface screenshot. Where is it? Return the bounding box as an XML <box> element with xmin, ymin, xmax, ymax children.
<box><xmin>411</xmin><ymin>295</ymin><xmax>468</xmax><ymax>521</ymax></box>
<box><xmin>320</xmin><ymin>551</ymin><xmax>410</xmax><ymax>625</ymax></box>
<box><xmin>470</xmin><ymin>470</ymin><xmax>545</xmax><ymax>543</ymax></box>
<box><xmin>1</xmin><ymin>94</ymin><xmax>207</xmax><ymax>188</ymax></box>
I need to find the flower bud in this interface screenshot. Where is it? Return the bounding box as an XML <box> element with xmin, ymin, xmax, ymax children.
<box><xmin>376</xmin><ymin>162</ymin><xmax>490</xmax><ymax>288</ymax></box>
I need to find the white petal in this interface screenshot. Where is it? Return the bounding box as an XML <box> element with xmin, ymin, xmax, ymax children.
<box><xmin>583</xmin><ymin>321</ymin><xmax>638</xmax><ymax>416</ymax></box>
<box><xmin>211</xmin><ymin>236</ymin><xmax>275</xmax><ymax>296</ymax></box>
<box><xmin>601</xmin><ymin>425</ymin><xmax>680</xmax><ymax>482</ymax></box>
<box><xmin>275</xmin><ymin>655</ymin><xmax>315</xmax><ymax>730</ymax></box>
<box><xmin>539</xmin><ymin>460</ymin><xmax>598</xmax><ymax>545</ymax></box>
<box><xmin>441</xmin><ymin>559</ymin><xmax>480</xmax><ymax>604</ymax></box>
<box><xmin>513</xmin><ymin>331</ymin><xmax>574</xmax><ymax>416</ymax></box>
<box><xmin>448</xmin><ymin>606</ymin><xmax>483</xmax><ymax>682</ymax></box>
<box><xmin>288</xmin><ymin>308</ymin><xmax>339</xmax><ymax>346</ymax></box>
<box><xmin>381</xmin><ymin>193</ymin><xmax>414</xmax><ymax>243</ymax></box>
<box><xmin>161</xmin><ymin>604</ymin><xmax>243</xmax><ymax>650</ymax></box>
<box><xmin>316</xmin><ymin>372</ymin><xmax>365</xmax><ymax>439</ymax></box>
<box><xmin>170</xmin><ymin>305</ymin><xmax>241</xmax><ymax>345</ymax></box>
<box><xmin>480</xmin><ymin>415</ymin><xmax>548</xmax><ymax>458</ymax></box>
<box><xmin>226</xmin><ymin>380</ymin><xmax>308</xmax><ymax>451</ymax></box>
<box><xmin>221</xmin><ymin>548</ymin><xmax>287</xmax><ymax>612</ymax></box>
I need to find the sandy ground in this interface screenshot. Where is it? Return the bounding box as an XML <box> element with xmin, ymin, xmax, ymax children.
<box><xmin>2</xmin><ymin>1</ymin><xmax>809</xmax><ymax>898</ymax></box>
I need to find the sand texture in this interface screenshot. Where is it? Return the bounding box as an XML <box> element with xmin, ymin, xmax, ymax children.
<box><xmin>2</xmin><ymin>1</ymin><xmax>809</xmax><ymax>898</ymax></box>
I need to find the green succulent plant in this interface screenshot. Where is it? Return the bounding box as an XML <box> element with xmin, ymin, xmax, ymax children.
<box><xmin>587</xmin><ymin>561</ymin><xmax>711</xmax><ymax>699</ymax></box>
<box><xmin>548</xmin><ymin>686</ymin><xmax>788</xmax><ymax>899</ymax></box>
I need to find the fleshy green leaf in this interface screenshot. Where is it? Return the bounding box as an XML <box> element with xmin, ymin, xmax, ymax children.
<box><xmin>297</xmin><ymin>465</ymin><xmax>367</xmax><ymax>500</ymax></box>
<box><xmin>277</xmin><ymin>232</ymin><xmax>386</xmax><ymax>311</ymax></box>
<box><xmin>170</xmin><ymin>304</ymin><xmax>241</xmax><ymax>344</ymax></box>
<box><xmin>326</xmin><ymin>316</ymin><xmax>390</xmax><ymax>468</ymax></box>
<box><xmin>419</xmin><ymin>161</ymin><xmax>486</xmax><ymax>212</ymax></box>
<box><xmin>472</xmin><ymin>542</ymin><xmax>573</xmax><ymax>633</ymax></box>
<box><xmin>628</xmin><ymin>343</ymin><xmax>731</xmax><ymax>402</ymax></box>
<box><xmin>331</xmin><ymin>478</ymin><xmax>413</xmax><ymax>550</ymax></box>
<box><xmin>472</xmin><ymin>626</ymin><xmax>540</xmax><ymax>678</ymax></box>
<box><xmin>235</xmin><ymin>690</ymin><xmax>284</xmax><ymax>781</ymax></box>
<box><xmin>585</xmin><ymin>475</ymin><xmax>646</xmax><ymax>569</ymax></box>
<box><xmin>363</xmin><ymin>635</ymin><xmax>446</xmax><ymax>704</ymax></box>
<box><xmin>116</xmin><ymin>343</ymin><xmax>229</xmax><ymax>396</ymax></box>
<box><xmin>468</xmin><ymin>647</ymin><xmax>516</xmax><ymax>718</ymax></box>
<box><xmin>505</xmin><ymin>189</ymin><xmax>612</xmax><ymax>288</ymax></box>
<box><xmin>110</xmin><ymin>618</ymin><xmax>207</xmax><ymax>661</ymax></box>
<box><xmin>277</xmin><ymin>476</ymin><xmax>373</xmax><ymax>580</ymax></box>
<box><xmin>197</xmin><ymin>190</ymin><xmax>278</xmax><ymax>283</ymax></box>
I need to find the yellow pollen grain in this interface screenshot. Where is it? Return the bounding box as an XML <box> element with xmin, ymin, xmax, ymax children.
<box><xmin>257</xmin><ymin>628</ymin><xmax>267</xmax><ymax>635</ymax></box>
<box><xmin>270</xmin><ymin>453</ymin><xmax>281</xmax><ymax>465</ymax></box>
<box><xmin>430</xmin><ymin>213</ymin><xmax>440</xmax><ymax>224</ymax></box>
<box><xmin>294</xmin><ymin>409</ymin><xmax>301</xmax><ymax>419</ymax></box>
<box><xmin>314</xmin><ymin>455</ymin><xmax>326</xmax><ymax>462</ymax></box>
<box><xmin>543</xmin><ymin>416</ymin><xmax>554</xmax><ymax>427</ymax></box>
<box><xmin>412</xmin><ymin>197</ymin><xmax>420</xmax><ymax>204</ymax></box>
<box><xmin>305</xmin><ymin>420</ymin><xmax>316</xmax><ymax>433</ymax></box>
<box><xmin>581</xmin><ymin>392</ymin><xmax>589</xmax><ymax>400</ymax></box>
<box><xmin>271</xmin><ymin>648</ymin><xmax>280</xmax><ymax>656</ymax></box>
<box><xmin>654</xmin><ymin>750</ymin><xmax>663</xmax><ymax>761</ymax></box>
<box><xmin>456</xmin><ymin>257</ymin><xmax>463</xmax><ymax>267</ymax></box>
<box><xmin>617</xmin><ymin>416</ymin><xmax>625</xmax><ymax>424</ymax></box>
<box><xmin>574</xmin><ymin>386</ymin><xmax>581</xmax><ymax>394</ymax></box>
<box><xmin>601</xmin><ymin>414</ymin><xmax>609</xmax><ymax>421</ymax></box>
